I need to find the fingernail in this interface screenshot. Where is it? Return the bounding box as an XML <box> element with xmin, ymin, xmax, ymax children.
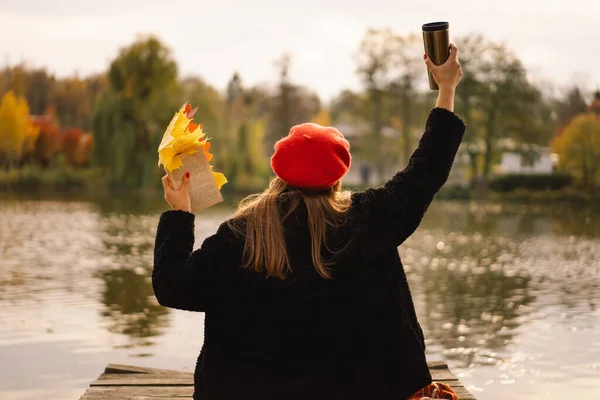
<box><xmin>186</xmin><ymin>172</ymin><xmax>190</xmax><ymax>178</ymax></box>
<box><xmin>424</xmin><ymin>54</ymin><xmax>428</xmax><ymax>59</ymax></box>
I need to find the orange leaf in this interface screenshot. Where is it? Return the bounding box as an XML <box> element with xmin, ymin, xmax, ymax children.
<box><xmin>202</xmin><ymin>142</ymin><xmax>213</xmax><ymax>162</ymax></box>
<box><xmin>186</xmin><ymin>121</ymin><xmax>199</xmax><ymax>133</ymax></box>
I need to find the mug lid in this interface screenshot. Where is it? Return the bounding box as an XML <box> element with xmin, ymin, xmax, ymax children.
<box><xmin>422</xmin><ymin>21</ymin><xmax>449</xmax><ymax>31</ymax></box>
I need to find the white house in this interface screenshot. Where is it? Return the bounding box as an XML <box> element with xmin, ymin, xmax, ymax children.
<box><xmin>497</xmin><ymin>146</ymin><xmax>558</xmax><ymax>175</ymax></box>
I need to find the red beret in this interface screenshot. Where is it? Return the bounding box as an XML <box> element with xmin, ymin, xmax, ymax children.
<box><xmin>270</xmin><ymin>122</ymin><xmax>351</xmax><ymax>190</ymax></box>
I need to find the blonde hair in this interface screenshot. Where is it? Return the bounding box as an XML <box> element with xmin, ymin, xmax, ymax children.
<box><xmin>228</xmin><ymin>177</ymin><xmax>352</xmax><ymax>279</ymax></box>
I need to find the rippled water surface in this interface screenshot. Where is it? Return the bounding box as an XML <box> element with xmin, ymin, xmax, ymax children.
<box><xmin>1</xmin><ymin>194</ymin><xmax>599</xmax><ymax>399</ymax></box>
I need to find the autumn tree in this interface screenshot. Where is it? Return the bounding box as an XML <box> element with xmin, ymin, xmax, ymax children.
<box><xmin>1</xmin><ymin>64</ymin><xmax>108</xmax><ymax>130</ymax></box>
<box><xmin>31</xmin><ymin>115</ymin><xmax>63</xmax><ymax>168</ymax></box>
<box><xmin>51</xmin><ymin>74</ymin><xmax>108</xmax><ymax>131</ymax></box>
<box><xmin>21</xmin><ymin>67</ymin><xmax>56</xmax><ymax>116</ymax></box>
<box><xmin>62</xmin><ymin>127</ymin><xmax>93</xmax><ymax>167</ymax></box>
<box><xmin>552</xmin><ymin>113</ymin><xmax>600</xmax><ymax>191</ymax></box>
<box><xmin>92</xmin><ymin>35</ymin><xmax>180</xmax><ymax>188</ymax></box>
<box><xmin>63</xmin><ymin>127</ymin><xmax>84</xmax><ymax>165</ymax></box>
<box><xmin>0</xmin><ymin>91</ymin><xmax>39</xmax><ymax>169</ymax></box>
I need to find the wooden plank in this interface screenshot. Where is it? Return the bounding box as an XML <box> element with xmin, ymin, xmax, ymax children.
<box><xmin>91</xmin><ymin>378</ymin><xmax>194</xmax><ymax>387</ymax></box>
<box><xmin>81</xmin><ymin>387</ymin><xmax>474</xmax><ymax>400</ymax></box>
<box><xmin>93</xmin><ymin>373</ymin><xmax>457</xmax><ymax>387</ymax></box>
<box><xmin>105</xmin><ymin>362</ymin><xmax>449</xmax><ymax>374</ymax></box>
<box><xmin>81</xmin><ymin>386</ymin><xmax>193</xmax><ymax>398</ymax></box>
<box><xmin>453</xmin><ymin>386</ymin><xmax>476</xmax><ymax>400</ymax></box>
<box><xmin>104</xmin><ymin>364</ymin><xmax>186</xmax><ymax>375</ymax></box>
<box><xmin>427</xmin><ymin>360</ymin><xmax>449</xmax><ymax>369</ymax></box>
<box><xmin>84</xmin><ymin>363</ymin><xmax>476</xmax><ymax>399</ymax></box>
<box><xmin>430</xmin><ymin>368</ymin><xmax>460</xmax><ymax>381</ymax></box>
<box><xmin>98</xmin><ymin>373</ymin><xmax>192</xmax><ymax>381</ymax></box>
<box><xmin>79</xmin><ymin>393</ymin><xmax>190</xmax><ymax>400</ymax></box>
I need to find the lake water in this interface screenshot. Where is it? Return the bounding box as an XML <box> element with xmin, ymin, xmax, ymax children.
<box><xmin>0</xmin><ymin>193</ymin><xmax>599</xmax><ymax>400</ymax></box>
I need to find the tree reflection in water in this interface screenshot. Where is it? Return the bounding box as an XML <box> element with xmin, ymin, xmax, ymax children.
<box><xmin>99</xmin><ymin>266</ymin><xmax>169</xmax><ymax>344</ymax></box>
<box><xmin>405</xmin><ymin>202</ymin><xmax>538</xmax><ymax>368</ymax></box>
<box><xmin>96</xmin><ymin>212</ymin><xmax>171</xmax><ymax>348</ymax></box>
<box><xmin>408</xmin><ymin>233</ymin><xmax>535</xmax><ymax>368</ymax></box>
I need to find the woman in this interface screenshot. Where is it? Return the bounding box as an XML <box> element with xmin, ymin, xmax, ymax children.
<box><xmin>154</xmin><ymin>44</ymin><xmax>464</xmax><ymax>400</ymax></box>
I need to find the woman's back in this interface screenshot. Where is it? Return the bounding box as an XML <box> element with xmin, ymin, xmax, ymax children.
<box><xmin>153</xmin><ymin>106</ymin><xmax>465</xmax><ymax>400</ymax></box>
<box><xmin>154</xmin><ymin>43</ymin><xmax>466</xmax><ymax>400</ymax></box>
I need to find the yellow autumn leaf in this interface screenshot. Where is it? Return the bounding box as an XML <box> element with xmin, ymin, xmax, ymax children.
<box><xmin>158</xmin><ymin>102</ymin><xmax>227</xmax><ymax>190</ymax></box>
<box><xmin>158</xmin><ymin>128</ymin><xmax>204</xmax><ymax>171</ymax></box>
<box><xmin>210</xmin><ymin>166</ymin><xmax>228</xmax><ymax>190</ymax></box>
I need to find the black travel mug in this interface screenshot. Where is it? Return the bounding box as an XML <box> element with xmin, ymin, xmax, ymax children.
<box><xmin>422</xmin><ymin>21</ymin><xmax>450</xmax><ymax>90</ymax></box>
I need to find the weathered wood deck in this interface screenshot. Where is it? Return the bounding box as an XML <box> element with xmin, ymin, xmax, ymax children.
<box><xmin>79</xmin><ymin>361</ymin><xmax>476</xmax><ymax>399</ymax></box>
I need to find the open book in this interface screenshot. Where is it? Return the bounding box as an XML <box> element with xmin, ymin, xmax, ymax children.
<box><xmin>167</xmin><ymin>152</ymin><xmax>223</xmax><ymax>212</ymax></box>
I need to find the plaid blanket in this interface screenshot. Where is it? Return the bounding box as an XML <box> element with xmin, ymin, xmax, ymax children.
<box><xmin>408</xmin><ymin>382</ymin><xmax>458</xmax><ymax>399</ymax></box>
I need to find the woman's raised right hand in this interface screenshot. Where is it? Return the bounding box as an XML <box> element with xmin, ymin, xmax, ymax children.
<box><xmin>424</xmin><ymin>43</ymin><xmax>463</xmax><ymax>90</ymax></box>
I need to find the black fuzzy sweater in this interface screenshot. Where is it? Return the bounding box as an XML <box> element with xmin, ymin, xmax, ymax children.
<box><xmin>153</xmin><ymin>107</ymin><xmax>466</xmax><ymax>400</ymax></box>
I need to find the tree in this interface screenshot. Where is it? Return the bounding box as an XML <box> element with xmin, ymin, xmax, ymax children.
<box><xmin>388</xmin><ymin>33</ymin><xmax>423</xmax><ymax>164</ymax></box>
<box><xmin>22</xmin><ymin>67</ymin><xmax>56</xmax><ymax>116</ymax></box>
<box><xmin>62</xmin><ymin>127</ymin><xmax>93</xmax><ymax>167</ymax></box>
<box><xmin>31</xmin><ymin>115</ymin><xmax>63</xmax><ymax>168</ymax></box>
<box><xmin>0</xmin><ymin>91</ymin><xmax>39</xmax><ymax>169</ymax></box>
<box><xmin>472</xmin><ymin>43</ymin><xmax>542</xmax><ymax>180</ymax></box>
<box><xmin>76</xmin><ymin>134</ymin><xmax>94</xmax><ymax>167</ymax></box>
<box><xmin>63</xmin><ymin>127</ymin><xmax>84</xmax><ymax>166</ymax></box>
<box><xmin>272</xmin><ymin>53</ymin><xmax>293</xmax><ymax>147</ymax></box>
<box><xmin>356</xmin><ymin>28</ymin><xmax>399</xmax><ymax>180</ymax></box>
<box><xmin>0</xmin><ymin>65</ymin><xmax>107</xmax><ymax>131</ymax></box>
<box><xmin>266</xmin><ymin>56</ymin><xmax>321</xmax><ymax>155</ymax></box>
<box><xmin>552</xmin><ymin>113</ymin><xmax>600</xmax><ymax>191</ymax></box>
<box><xmin>330</xmin><ymin>89</ymin><xmax>367</xmax><ymax>123</ymax></box>
<box><xmin>92</xmin><ymin>35</ymin><xmax>180</xmax><ymax>188</ymax></box>
<box><xmin>453</xmin><ymin>34</ymin><xmax>491</xmax><ymax>186</ymax></box>
<box><xmin>588</xmin><ymin>90</ymin><xmax>600</xmax><ymax>115</ymax></box>
<box><xmin>554</xmin><ymin>86</ymin><xmax>589</xmax><ymax>137</ymax></box>
<box><xmin>50</xmin><ymin>75</ymin><xmax>108</xmax><ymax>131</ymax></box>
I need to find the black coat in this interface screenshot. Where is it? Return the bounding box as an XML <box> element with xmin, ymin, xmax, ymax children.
<box><xmin>153</xmin><ymin>107</ymin><xmax>466</xmax><ymax>400</ymax></box>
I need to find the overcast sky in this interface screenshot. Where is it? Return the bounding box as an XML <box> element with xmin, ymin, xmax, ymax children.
<box><xmin>1</xmin><ymin>0</ymin><xmax>598</xmax><ymax>101</ymax></box>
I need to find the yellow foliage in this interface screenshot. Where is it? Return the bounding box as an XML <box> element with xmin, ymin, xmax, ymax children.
<box><xmin>0</xmin><ymin>91</ymin><xmax>39</xmax><ymax>163</ymax></box>
<box><xmin>158</xmin><ymin>103</ymin><xmax>227</xmax><ymax>189</ymax></box>
<box><xmin>311</xmin><ymin>109</ymin><xmax>332</xmax><ymax>127</ymax></box>
<box><xmin>551</xmin><ymin>113</ymin><xmax>600</xmax><ymax>189</ymax></box>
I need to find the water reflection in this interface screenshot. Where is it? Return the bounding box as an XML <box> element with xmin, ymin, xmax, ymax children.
<box><xmin>403</xmin><ymin>201</ymin><xmax>600</xmax><ymax>378</ymax></box>
<box><xmin>95</xmin><ymin>211</ymin><xmax>170</xmax><ymax>347</ymax></box>
<box><xmin>1</xmin><ymin>195</ymin><xmax>599</xmax><ymax>400</ymax></box>
<box><xmin>403</xmin><ymin>231</ymin><xmax>535</xmax><ymax>367</ymax></box>
<box><xmin>98</xmin><ymin>266</ymin><xmax>168</xmax><ymax>342</ymax></box>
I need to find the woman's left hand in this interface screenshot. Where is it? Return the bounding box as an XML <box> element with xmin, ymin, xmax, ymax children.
<box><xmin>162</xmin><ymin>172</ymin><xmax>192</xmax><ymax>213</ymax></box>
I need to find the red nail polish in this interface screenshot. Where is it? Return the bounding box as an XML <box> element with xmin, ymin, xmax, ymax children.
<box><xmin>424</xmin><ymin>54</ymin><xmax>428</xmax><ymax>59</ymax></box>
<box><xmin>186</xmin><ymin>172</ymin><xmax>190</xmax><ymax>178</ymax></box>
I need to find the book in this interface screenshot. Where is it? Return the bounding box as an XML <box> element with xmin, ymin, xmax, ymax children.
<box><xmin>167</xmin><ymin>152</ymin><xmax>223</xmax><ymax>212</ymax></box>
